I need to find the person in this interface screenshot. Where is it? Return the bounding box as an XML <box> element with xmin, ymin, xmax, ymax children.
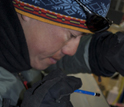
<box><xmin>1</xmin><ymin>0</ymin><xmax>124</xmax><ymax>107</ymax></box>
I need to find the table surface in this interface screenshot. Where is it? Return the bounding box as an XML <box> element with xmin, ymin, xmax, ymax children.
<box><xmin>69</xmin><ymin>73</ymin><xmax>110</xmax><ymax>107</ymax></box>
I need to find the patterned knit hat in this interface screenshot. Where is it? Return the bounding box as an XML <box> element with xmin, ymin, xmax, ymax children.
<box><xmin>12</xmin><ymin>0</ymin><xmax>111</xmax><ymax>33</ymax></box>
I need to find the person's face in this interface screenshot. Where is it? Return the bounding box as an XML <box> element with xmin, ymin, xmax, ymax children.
<box><xmin>20</xmin><ymin>15</ymin><xmax>83</xmax><ymax>70</ymax></box>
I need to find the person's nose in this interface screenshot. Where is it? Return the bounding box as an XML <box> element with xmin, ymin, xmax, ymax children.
<box><xmin>62</xmin><ymin>36</ymin><xmax>81</xmax><ymax>56</ymax></box>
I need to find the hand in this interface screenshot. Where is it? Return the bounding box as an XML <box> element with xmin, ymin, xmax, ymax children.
<box><xmin>89</xmin><ymin>31</ymin><xmax>124</xmax><ymax>76</ymax></box>
<box><xmin>21</xmin><ymin>69</ymin><xmax>82</xmax><ymax>107</ymax></box>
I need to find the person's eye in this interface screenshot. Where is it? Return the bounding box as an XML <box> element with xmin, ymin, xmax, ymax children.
<box><xmin>71</xmin><ymin>34</ymin><xmax>77</xmax><ymax>38</ymax></box>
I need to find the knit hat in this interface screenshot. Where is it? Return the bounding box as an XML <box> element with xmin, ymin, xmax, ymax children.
<box><xmin>12</xmin><ymin>0</ymin><xmax>111</xmax><ymax>33</ymax></box>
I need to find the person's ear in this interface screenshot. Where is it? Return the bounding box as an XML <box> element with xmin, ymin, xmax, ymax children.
<box><xmin>21</xmin><ymin>14</ymin><xmax>30</xmax><ymax>22</ymax></box>
<box><xmin>17</xmin><ymin>13</ymin><xmax>31</xmax><ymax>22</ymax></box>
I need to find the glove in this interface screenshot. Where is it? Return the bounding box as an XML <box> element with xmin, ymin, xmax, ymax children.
<box><xmin>21</xmin><ymin>69</ymin><xmax>82</xmax><ymax>107</ymax></box>
<box><xmin>89</xmin><ymin>31</ymin><xmax>124</xmax><ymax>76</ymax></box>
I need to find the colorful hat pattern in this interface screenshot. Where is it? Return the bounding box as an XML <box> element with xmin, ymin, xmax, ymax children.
<box><xmin>12</xmin><ymin>0</ymin><xmax>111</xmax><ymax>33</ymax></box>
